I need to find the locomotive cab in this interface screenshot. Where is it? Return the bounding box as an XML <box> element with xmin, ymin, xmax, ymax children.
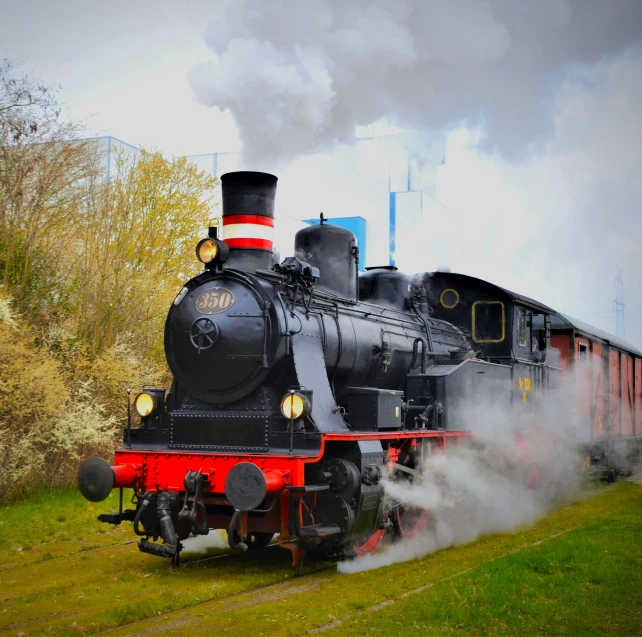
<box><xmin>418</xmin><ymin>271</ymin><xmax>554</xmax><ymax>366</ymax></box>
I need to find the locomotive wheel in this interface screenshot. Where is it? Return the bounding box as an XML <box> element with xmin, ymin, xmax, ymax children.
<box><xmin>353</xmin><ymin>528</ymin><xmax>385</xmax><ymax>556</ymax></box>
<box><xmin>390</xmin><ymin>444</ymin><xmax>430</xmax><ymax>539</ymax></box>
<box><xmin>393</xmin><ymin>505</ymin><xmax>430</xmax><ymax>539</ymax></box>
<box><xmin>231</xmin><ymin>530</ymin><xmax>275</xmax><ymax>550</ymax></box>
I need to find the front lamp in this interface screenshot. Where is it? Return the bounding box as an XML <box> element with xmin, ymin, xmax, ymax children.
<box><xmin>280</xmin><ymin>391</ymin><xmax>310</xmax><ymax>420</ymax></box>
<box><xmin>134</xmin><ymin>392</ymin><xmax>155</xmax><ymax>417</ymax></box>
<box><xmin>133</xmin><ymin>387</ymin><xmax>165</xmax><ymax>418</ymax></box>
<box><xmin>196</xmin><ymin>237</ymin><xmax>229</xmax><ymax>266</ymax></box>
<box><xmin>196</xmin><ymin>238</ymin><xmax>218</xmax><ymax>264</ymax></box>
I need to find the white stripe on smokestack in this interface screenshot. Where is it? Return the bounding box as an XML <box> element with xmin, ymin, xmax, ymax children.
<box><xmin>223</xmin><ymin>223</ymin><xmax>274</xmax><ymax>242</ymax></box>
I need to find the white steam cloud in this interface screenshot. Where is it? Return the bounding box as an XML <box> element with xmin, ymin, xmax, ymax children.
<box><xmin>340</xmin><ymin>361</ymin><xmax>591</xmax><ymax>573</ymax></box>
<box><xmin>181</xmin><ymin>529</ymin><xmax>229</xmax><ymax>554</ymax></box>
<box><xmin>188</xmin><ymin>0</ymin><xmax>641</xmax><ymax>164</ymax></box>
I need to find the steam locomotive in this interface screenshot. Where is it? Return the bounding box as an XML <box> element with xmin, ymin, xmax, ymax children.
<box><xmin>78</xmin><ymin>171</ymin><xmax>642</xmax><ymax>569</ymax></box>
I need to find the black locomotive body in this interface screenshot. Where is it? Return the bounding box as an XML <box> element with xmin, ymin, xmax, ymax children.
<box><xmin>78</xmin><ymin>171</ymin><xmax>580</xmax><ymax>567</ymax></box>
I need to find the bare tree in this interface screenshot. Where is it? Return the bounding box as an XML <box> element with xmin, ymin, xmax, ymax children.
<box><xmin>0</xmin><ymin>60</ymin><xmax>97</xmax><ymax>319</ymax></box>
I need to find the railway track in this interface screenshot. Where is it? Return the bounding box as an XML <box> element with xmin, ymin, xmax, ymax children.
<box><xmin>92</xmin><ymin>561</ymin><xmax>336</xmax><ymax>637</ymax></box>
<box><xmin>3</xmin><ymin>482</ymin><xmax>636</xmax><ymax>637</ymax></box>
<box><xmin>0</xmin><ymin>536</ymin><xmax>332</xmax><ymax>637</ymax></box>
<box><xmin>0</xmin><ymin>539</ymin><xmax>139</xmax><ymax>575</ymax></box>
<box><xmin>0</xmin><ymin>521</ymin><xmax>581</xmax><ymax>637</ymax></box>
<box><xmin>0</xmin><ymin>529</ymin><xmax>238</xmax><ymax>576</ymax></box>
<box><xmin>303</xmin><ymin>530</ymin><xmax>574</xmax><ymax>635</ymax></box>
<box><xmin>67</xmin><ymin>526</ymin><xmax>581</xmax><ymax>637</ymax></box>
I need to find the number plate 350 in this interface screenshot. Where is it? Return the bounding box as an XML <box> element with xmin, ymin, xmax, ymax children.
<box><xmin>195</xmin><ymin>287</ymin><xmax>235</xmax><ymax>315</ymax></box>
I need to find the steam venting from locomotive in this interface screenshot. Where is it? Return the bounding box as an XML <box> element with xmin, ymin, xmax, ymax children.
<box><xmin>188</xmin><ymin>0</ymin><xmax>642</xmax><ymax>164</ymax></box>
<box><xmin>340</xmin><ymin>369</ymin><xmax>590</xmax><ymax>573</ymax></box>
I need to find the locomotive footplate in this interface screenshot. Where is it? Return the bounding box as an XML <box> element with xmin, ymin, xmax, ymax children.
<box><xmin>299</xmin><ymin>523</ymin><xmax>342</xmax><ymax>538</ymax></box>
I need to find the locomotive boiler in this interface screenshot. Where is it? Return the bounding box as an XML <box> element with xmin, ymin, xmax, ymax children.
<box><xmin>79</xmin><ymin>170</ymin><xmax>641</xmax><ymax>569</ymax></box>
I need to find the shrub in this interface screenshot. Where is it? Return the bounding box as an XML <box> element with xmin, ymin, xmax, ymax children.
<box><xmin>82</xmin><ymin>337</ymin><xmax>170</xmax><ymax>426</ymax></box>
<box><xmin>0</xmin><ymin>289</ymin><xmax>118</xmax><ymax>500</ymax></box>
<box><xmin>44</xmin><ymin>380</ymin><xmax>117</xmax><ymax>489</ymax></box>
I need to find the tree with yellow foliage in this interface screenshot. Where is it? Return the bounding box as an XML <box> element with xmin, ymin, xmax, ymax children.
<box><xmin>0</xmin><ymin>62</ymin><xmax>220</xmax><ymax>498</ymax></box>
<box><xmin>70</xmin><ymin>150</ymin><xmax>218</xmax><ymax>361</ymax></box>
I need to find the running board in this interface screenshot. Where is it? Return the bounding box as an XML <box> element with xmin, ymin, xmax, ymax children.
<box><xmin>299</xmin><ymin>523</ymin><xmax>342</xmax><ymax>538</ymax></box>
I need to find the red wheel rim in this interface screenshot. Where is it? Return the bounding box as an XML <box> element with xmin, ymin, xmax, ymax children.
<box><xmin>353</xmin><ymin>529</ymin><xmax>385</xmax><ymax>556</ymax></box>
<box><xmin>394</xmin><ymin>506</ymin><xmax>430</xmax><ymax>539</ymax></box>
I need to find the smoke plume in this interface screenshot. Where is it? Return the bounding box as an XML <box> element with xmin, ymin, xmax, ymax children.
<box><xmin>188</xmin><ymin>0</ymin><xmax>641</xmax><ymax>164</ymax></box>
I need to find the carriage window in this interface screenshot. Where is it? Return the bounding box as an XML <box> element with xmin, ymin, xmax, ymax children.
<box><xmin>516</xmin><ymin>307</ymin><xmax>527</xmax><ymax>347</ymax></box>
<box><xmin>472</xmin><ymin>301</ymin><xmax>505</xmax><ymax>343</ymax></box>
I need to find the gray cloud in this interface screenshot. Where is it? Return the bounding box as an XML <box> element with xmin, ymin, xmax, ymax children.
<box><xmin>189</xmin><ymin>0</ymin><xmax>642</xmax><ymax>164</ymax></box>
<box><xmin>428</xmin><ymin>49</ymin><xmax>642</xmax><ymax>348</ymax></box>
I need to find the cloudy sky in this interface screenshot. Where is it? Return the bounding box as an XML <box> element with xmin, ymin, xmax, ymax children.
<box><xmin>1</xmin><ymin>0</ymin><xmax>641</xmax><ymax>347</ymax></box>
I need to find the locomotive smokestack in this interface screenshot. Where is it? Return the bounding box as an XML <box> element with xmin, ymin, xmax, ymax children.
<box><xmin>221</xmin><ymin>171</ymin><xmax>278</xmax><ymax>271</ymax></box>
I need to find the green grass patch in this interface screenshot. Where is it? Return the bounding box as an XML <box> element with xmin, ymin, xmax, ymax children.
<box><xmin>1</xmin><ymin>481</ymin><xmax>640</xmax><ymax>637</ymax></box>
<box><xmin>0</xmin><ymin>487</ymin><xmax>132</xmax><ymax>570</ymax></box>
<box><xmin>326</xmin><ymin>483</ymin><xmax>642</xmax><ymax>637</ymax></box>
<box><xmin>114</xmin><ymin>482</ymin><xmax>639</xmax><ymax>637</ymax></box>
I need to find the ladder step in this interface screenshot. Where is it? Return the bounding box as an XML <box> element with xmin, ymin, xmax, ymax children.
<box><xmin>299</xmin><ymin>523</ymin><xmax>342</xmax><ymax>538</ymax></box>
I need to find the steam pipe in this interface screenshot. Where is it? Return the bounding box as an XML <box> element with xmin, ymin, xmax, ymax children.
<box><xmin>157</xmin><ymin>492</ymin><xmax>178</xmax><ymax>553</ymax></box>
<box><xmin>133</xmin><ymin>492</ymin><xmax>154</xmax><ymax>536</ymax></box>
<box><xmin>409</xmin><ymin>338</ymin><xmax>428</xmax><ymax>374</ymax></box>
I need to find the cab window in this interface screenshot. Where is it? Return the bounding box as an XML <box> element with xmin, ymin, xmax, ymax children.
<box><xmin>516</xmin><ymin>307</ymin><xmax>528</xmax><ymax>347</ymax></box>
<box><xmin>472</xmin><ymin>301</ymin><xmax>505</xmax><ymax>343</ymax></box>
<box><xmin>530</xmin><ymin>313</ymin><xmax>548</xmax><ymax>361</ymax></box>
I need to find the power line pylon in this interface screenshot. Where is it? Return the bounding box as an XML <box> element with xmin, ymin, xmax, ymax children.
<box><xmin>614</xmin><ymin>268</ymin><xmax>626</xmax><ymax>339</ymax></box>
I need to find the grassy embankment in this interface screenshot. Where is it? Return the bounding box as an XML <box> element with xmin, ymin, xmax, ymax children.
<box><xmin>0</xmin><ymin>481</ymin><xmax>641</xmax><ymax>636</ymax></box>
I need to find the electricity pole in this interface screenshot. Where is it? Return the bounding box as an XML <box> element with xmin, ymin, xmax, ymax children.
<box><xmin>614</xmin><ymin>268</ymin><xmax>626</xmax><ymax>339</ymax></box>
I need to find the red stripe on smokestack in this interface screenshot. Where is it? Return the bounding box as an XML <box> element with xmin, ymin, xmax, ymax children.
<box><xmin>223</xmin><ymin>213</ymin><xmax>274</xmax><ymax>252</ymax></box>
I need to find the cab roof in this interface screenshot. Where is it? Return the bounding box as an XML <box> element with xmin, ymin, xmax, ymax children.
<box><xmin>423</xmin><ymin>272</ymin><xmax>555</xmax><ymax>314</ymax></box>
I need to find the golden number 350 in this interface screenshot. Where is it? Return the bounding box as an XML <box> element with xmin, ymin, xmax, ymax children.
<box><xmin>197</xmin><ymin>290</ymin><xmax>233</xmax><ymax>313</ymax></box>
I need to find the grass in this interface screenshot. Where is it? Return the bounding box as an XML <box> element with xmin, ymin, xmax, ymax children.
<box><xmin>0</xmin><ymin>481</ymin><xmax>640</xmax><ymax>636</ymax></box>
<box><xmin>0</xmin><ymin>487</ymin><xmax>132</xmax><ymax>571</ymax></box>
<box><xmin>329</xmin><ymin>498</ymin><xmax>642</xmax><ymax>636</ymax></box>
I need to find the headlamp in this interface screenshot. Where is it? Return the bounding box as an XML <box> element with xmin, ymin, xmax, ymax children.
<box><xmin>196</xmin><ymin>238</ymin><xmax>219</xmax><ymax>264</ymax></box>
<box><xmin>133</xmin><ymin>387</ymin><xmax>165</xmax><ymax>419</ymax></box>
<box><xmin>280</xmin><ymin>391</ymin><xmax>310</xmax><ymax>420</ymax></box>
<box><xmin>196</xmin><ymin>237</ymin><xmax>229</xmax><ymax>267</ymax></box>
<box><xmin>134</xmin><ymin>392</ymin><xmax>155</xmax><ymax>417</ymax></box>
